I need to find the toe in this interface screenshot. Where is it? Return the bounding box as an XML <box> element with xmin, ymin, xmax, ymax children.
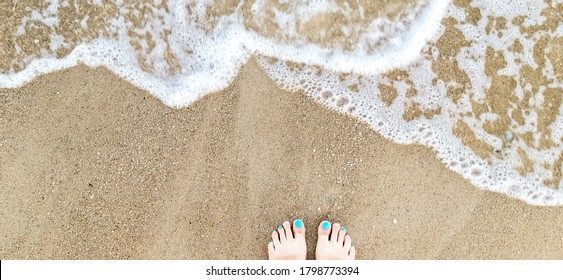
<box><xmin>293</xmin><ymin>219</ymin><xmax>305</xmax><ymax>237</ymax></box>
<box><xmin>272</xmin><ymin>231</ymin><xmax>281</xmax><ymax>248</ymax></box>
<box><xmin>268</xmin><ymin>241</ymin><xmax>275</xmax><ymax>255</ymax></box>
<box><xmin>338</xmin><ymin>226</ymin><xmax>346</xmax><ymax>246</ymax></box>
<box><xmin>330</xmin><ymin>223</ymin><xmax>340</xmax><ymax>242</ymax></box>
<box><xmin>318</xmin><ymin>221</ymin><xmax>331</xmax><ymax>241</ymax></box>
<box><xmin>277</xmin><ymin>225</ymin><xmax>286</xmax><ymax>242</ymax></box>
<box><xmin>348</xmin><ymin>246</ymin><xmax>356</xmax><ymax>260</ymax></box>
<box><xmin>343</xmin><ymin>234</ymin><xmax>352</xmax><ymax>251</ymax></box>
<box><xmin>282</xmin><ymin>221</ymin><xmax>293</xmax><ymax>239</ymax></box>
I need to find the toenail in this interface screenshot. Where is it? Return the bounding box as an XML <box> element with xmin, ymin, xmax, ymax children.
<box><xmin>295</xmin><ymin>220</ymin><xmax>303</xmax><ymax>228</ymax></box>
<box><xmin>278</xmin><ymin>225</ymin><xmax>283</xmax><ymax>230</ymax></box>
<box><xmin>341</xmin><ymin>227</ymin><xmax>345</xmax><ymax>231</ymax></box>
<box><xmin>321</xmin><ymin>221</ymin><xmax>330</xmax><ymax>230</ymax></box>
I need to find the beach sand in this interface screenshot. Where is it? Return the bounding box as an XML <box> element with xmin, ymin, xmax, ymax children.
<box><xmin>1</xmin><ymin>60</ymin><xmax>562</xmax><ymax>259</ymax></box>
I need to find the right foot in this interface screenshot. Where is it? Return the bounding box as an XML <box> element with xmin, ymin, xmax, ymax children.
<box><xmin>268</xmin><ymin>220</ymin><xmax>307</xmax><ymax>260</ymax></box>
<box><xmin>315</xmin><ymin>221</ymin><xmax>355</xmax><ymax>260</ymax></box>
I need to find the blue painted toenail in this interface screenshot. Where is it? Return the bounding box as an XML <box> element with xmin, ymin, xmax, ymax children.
<box><xmin>278</xmin><ymin>225</ymin><xmax>283</xmax><ymax>230</ymax></box>
<box><xmin>322</xmin><ymin>221</ymin><xmax>330</xmax><ymax>230</ymax></box>
<box><xmin>295</xmin><ymin>220</ymin><xmax>303</xmax><ymax>228</ymax></box>
<box><xmin>341</xmin><ymin>227</ymin><xmax>345</xmax><ymax>231</ymax></box>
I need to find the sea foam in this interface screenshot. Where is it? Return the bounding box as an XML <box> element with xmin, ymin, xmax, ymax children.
<box><xmin>1</xmin><ymin>0</ymin><xmax>562</xmax><ymax>205</ymax></box>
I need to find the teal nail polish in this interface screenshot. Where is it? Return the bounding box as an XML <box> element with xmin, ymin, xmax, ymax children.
<box><xmin>321</xmin><ymin>221</ymin><xmax>330</xmax><ymax>230</ymax></box>
<box><xmin>341</xmin><ymin>227</ymin><xmax>346</xmax><ymax>231</ymax></box>
<box><xmin>278</xmin><ymin>225</ymin><xmax>283</xmax><ymax>230</ymax></box>
<box><xmin>295</xmin><ymin>220</ymin><xmax>303</xmax><ymax>228</ymax></box>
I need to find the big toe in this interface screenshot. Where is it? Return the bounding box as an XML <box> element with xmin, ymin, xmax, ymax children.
<box><xmin>293</xmin><ymin>219</ymin><xmax>306</xmax><ymax>237</ymax></box>
<box><xmin>318</xmin><ymin>221</ymin><xmax>331</xmax><ymax>241</ymax></box>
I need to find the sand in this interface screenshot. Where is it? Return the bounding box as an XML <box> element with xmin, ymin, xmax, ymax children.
<box><xmin>1</xmin><ymin>60</ymin><xmax>562</xmax><ymax>259</ymax></box>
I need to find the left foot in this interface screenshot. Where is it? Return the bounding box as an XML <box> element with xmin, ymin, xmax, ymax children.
<box><xmin>268</xmin><ymin>220</ymin><xmax>307</xmax><ymax>260</ymax></box>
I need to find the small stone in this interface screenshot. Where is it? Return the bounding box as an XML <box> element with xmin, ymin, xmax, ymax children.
<box><xmin>393</xmin><ymin>219</ymin><xmax>398</xmax><ymax>224</ymax></box>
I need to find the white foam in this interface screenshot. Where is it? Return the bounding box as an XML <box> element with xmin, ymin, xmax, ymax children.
<box><xmin>1</xmin><ymin>0</ymin><xmax>449</xmax><ymax>106</ymax></box>
<box><xmin>248</xmin><ymin>0</ymin><xmax>450</xmax><ymax>75</ymax></box>
<box><xmin>258</xmin><ymin>0</ymin><xmax>563</xmax><ymax>205</ymax></box>
<box><xmin>1</xmin><ymin>0</ymin><xmax>561</xmax><ymax>205</ymax></box>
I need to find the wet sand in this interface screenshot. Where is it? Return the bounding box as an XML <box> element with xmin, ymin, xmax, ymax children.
<box><xmin>1</xmin><ymin>60</ymin><xmax>562</xmax><ymax>259</ymax></box>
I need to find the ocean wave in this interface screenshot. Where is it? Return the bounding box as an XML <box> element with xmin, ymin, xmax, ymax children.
<box><xmin>0</xmin><ymin>0</ymin><xmax>561</xmax><ymax>205</ymax></box>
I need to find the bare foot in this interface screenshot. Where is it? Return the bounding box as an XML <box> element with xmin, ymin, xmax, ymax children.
<box><xmin>268</xmin><ymin>220</ymin><xmax>307</xmax><ymax>260</ymax></box>
<box><xmin>315</xmin><ymin>221</ymin><xmax>355</xmax><ymax>260</ymax></box>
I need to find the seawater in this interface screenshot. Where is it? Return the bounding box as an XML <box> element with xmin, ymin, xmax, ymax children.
<box><xmin>0</xmin><ymin>0</ymin><xmax>561</xmax><ymax>205</ymax></box>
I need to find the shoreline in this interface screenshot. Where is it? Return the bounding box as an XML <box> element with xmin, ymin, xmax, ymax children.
<box><xmin>1</xmin><ymin>61</ymin><xmax>562</xmax><ymax>259</ymax></box>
